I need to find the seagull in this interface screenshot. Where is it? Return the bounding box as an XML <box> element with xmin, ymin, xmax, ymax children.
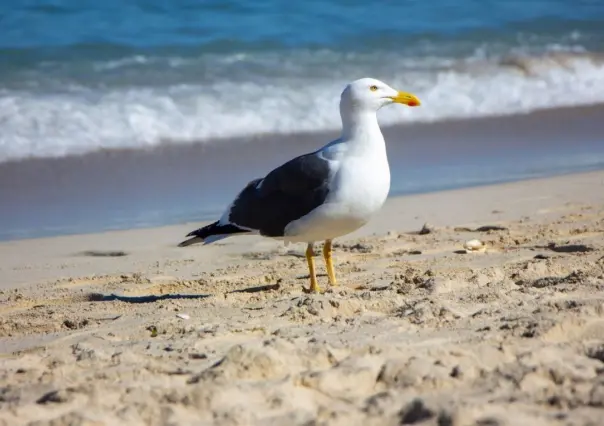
<box><xmin>178</xmin><ymin>78</ymin><xmax>420</xmax><ymax>292</ymax></box>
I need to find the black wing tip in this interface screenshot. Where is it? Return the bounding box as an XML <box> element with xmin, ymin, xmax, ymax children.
<box><xmin>179</xmin><ymin>227</ymin><xmax>207</xmax><ymax>247</ymax></box>
<box><xmin>178</xmin><ymin>222</ymin><xmax>249</xmax><ymax>248</ymax></box>
<box><xmin>178</xmin><ymin>236</ymin><xmax>203</xmax><ymax>247</ymax></box>
<box><xmin>184</xmin><ymin>224</ymin><xmax>210</xmax><ymax>239</ymax></box>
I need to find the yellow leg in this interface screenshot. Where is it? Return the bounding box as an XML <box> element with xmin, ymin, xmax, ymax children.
<box><xmin>323</xmin><ymin>239</ymin><xmax>337</xmax><ymax>286</ymax></box>
<box><xmin>306</xmin><ymin>243</ymin><xmax>321</xmax><ymax>293</ymax></box>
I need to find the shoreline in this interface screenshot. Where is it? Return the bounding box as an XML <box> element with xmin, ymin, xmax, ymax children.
<box><xmin>1</xmin><ymin>169</ymin><xmax>603</xmax><ymax>290</ymax></box>
<box><xmin>1</xmin><ymin>102</ymin><xmax>604</xmax><ymax>242</ymax></box>
<box><xmin>3</xmin><ymin>101</ymin><xmax>604</xmax><ymax>167</ymax></box>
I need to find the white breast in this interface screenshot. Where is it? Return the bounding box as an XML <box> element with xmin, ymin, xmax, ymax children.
<box><xmin>284</xmin><ymin>141</ymin><xmax>391</xmax><ymax>243</ymax></box>
<box><xmin>327</xmin><ymin>148</ymin><xmax>391</xmax><ymax>218</ymax></box>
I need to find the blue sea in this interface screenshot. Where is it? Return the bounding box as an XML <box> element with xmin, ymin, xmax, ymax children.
<box><xmin>1</xmin><ymin>0</ymin><xmax>604</xmax><ymax>161</ymax></box>
<box><xmin>1</xmin><ymin>0</ymin><xmax>604</xmax><ymax>240</ymax></box>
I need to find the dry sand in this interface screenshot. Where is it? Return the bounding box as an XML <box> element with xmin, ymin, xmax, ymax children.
<box><xmin>1</xmin><ymin>170</ymin><xmax>604</xmax><ymax>426</ymax></box>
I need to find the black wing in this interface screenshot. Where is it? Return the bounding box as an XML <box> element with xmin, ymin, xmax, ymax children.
<box><xmin>227</xmin><ymin>152</ymin><xmax>332</xmax><ymax>237</ymax></box>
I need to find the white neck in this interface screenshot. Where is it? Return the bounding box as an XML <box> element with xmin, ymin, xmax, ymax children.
<box><xmin>340</xmin><ymin>106</ymin><xmax>385</xmax><ymax>155</ymax></box>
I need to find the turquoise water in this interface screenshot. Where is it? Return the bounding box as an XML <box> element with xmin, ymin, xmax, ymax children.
<box><xmin>1</xmin><ymin>0</ymin><xmax>604</xmax><ymax>241</ymax></box>
<box><xmin>1</xmin><ymin>0</ymin><xmax>604</xmax><ymax>161</ymax></box>
<box><xmin>3</xmin><ymin>1</ymin><xmax>603</xmax><ymax>49</ymax></box>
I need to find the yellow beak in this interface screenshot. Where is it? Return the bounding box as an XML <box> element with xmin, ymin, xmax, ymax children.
<box><xmin>390</xmin><ymin>91</ymin><xmax>421</xmax><ymax>107</ymax></box>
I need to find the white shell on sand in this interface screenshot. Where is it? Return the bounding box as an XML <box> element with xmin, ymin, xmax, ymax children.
<box><xmin>463</xmin><ymin>239</ymin><xmax>486</xmax><ymax>253</ymax></box>
<box><xmin>176</xmin><ymin>313</ymin><xmax>190</xmax><ymax>320</ymax></box>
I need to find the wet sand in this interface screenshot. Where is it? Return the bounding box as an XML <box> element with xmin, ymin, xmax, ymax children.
<box><xmin>1</xmin><ymin>103</ymin><xmax>604</xmax><ymax>241</ymax></box>
<box><xmin>1</xmin><ymin>170</ymin><xmax>604</xmax><ymax>425</ymax></box>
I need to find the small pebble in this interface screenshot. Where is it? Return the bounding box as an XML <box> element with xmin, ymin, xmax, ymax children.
<box><xmin>463</xmin><ymin>239</ymin><xmax>486</xmax><ymax>253</ymax></box>
<box><xmin>418</xmin><ymin>223</ymin><xmax>433</xmax><ymax>235</ymax></box>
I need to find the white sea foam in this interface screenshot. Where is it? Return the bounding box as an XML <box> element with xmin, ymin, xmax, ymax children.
<box><xmin>1</xmin><ymin>53</ymin><xmax>603</xmax><ymax>162</ymax></box>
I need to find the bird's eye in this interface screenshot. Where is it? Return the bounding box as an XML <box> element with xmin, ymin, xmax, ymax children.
<box><xmin>369</xmin><ymin>85</ymin><xmax>378</xmax><ymax>92</ymax></box>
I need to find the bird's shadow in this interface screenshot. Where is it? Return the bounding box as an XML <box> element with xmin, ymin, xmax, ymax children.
<box><xmin>226</xmin><ymin>283</ymin><xmax>281</xmax><ymax>294</ymax></box>
<box><xmin>85</xmin><ymin>293</ymin><xmax>211</xmax><ymax>304</ymax></box>
<box><xmin>85</xmin><ymin>283</ymin><xmax>282</xmax><ymax>303</ymax></box>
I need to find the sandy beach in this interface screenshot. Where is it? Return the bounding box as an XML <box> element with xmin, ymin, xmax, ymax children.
<box><xmin>1</xmin><ymin>170</ymin><xmax>604</xmax><ymax>425</ymax></box>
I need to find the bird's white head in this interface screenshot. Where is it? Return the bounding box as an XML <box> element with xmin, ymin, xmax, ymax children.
<box><xmin>340</xmin><ymin>77</ymin><xmax>421</xmax><ymax>113</ymax></box>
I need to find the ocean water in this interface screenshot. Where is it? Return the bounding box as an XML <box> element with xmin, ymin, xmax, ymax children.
<box><xmin>2</xmin><ymin>0</ymin><xmax>604</xmax><ymax>241</ymax></box>
<box><xmin>1</xmin><ymin>0</ymin><xmax>604</xmax><ymax>162</ymax></box>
